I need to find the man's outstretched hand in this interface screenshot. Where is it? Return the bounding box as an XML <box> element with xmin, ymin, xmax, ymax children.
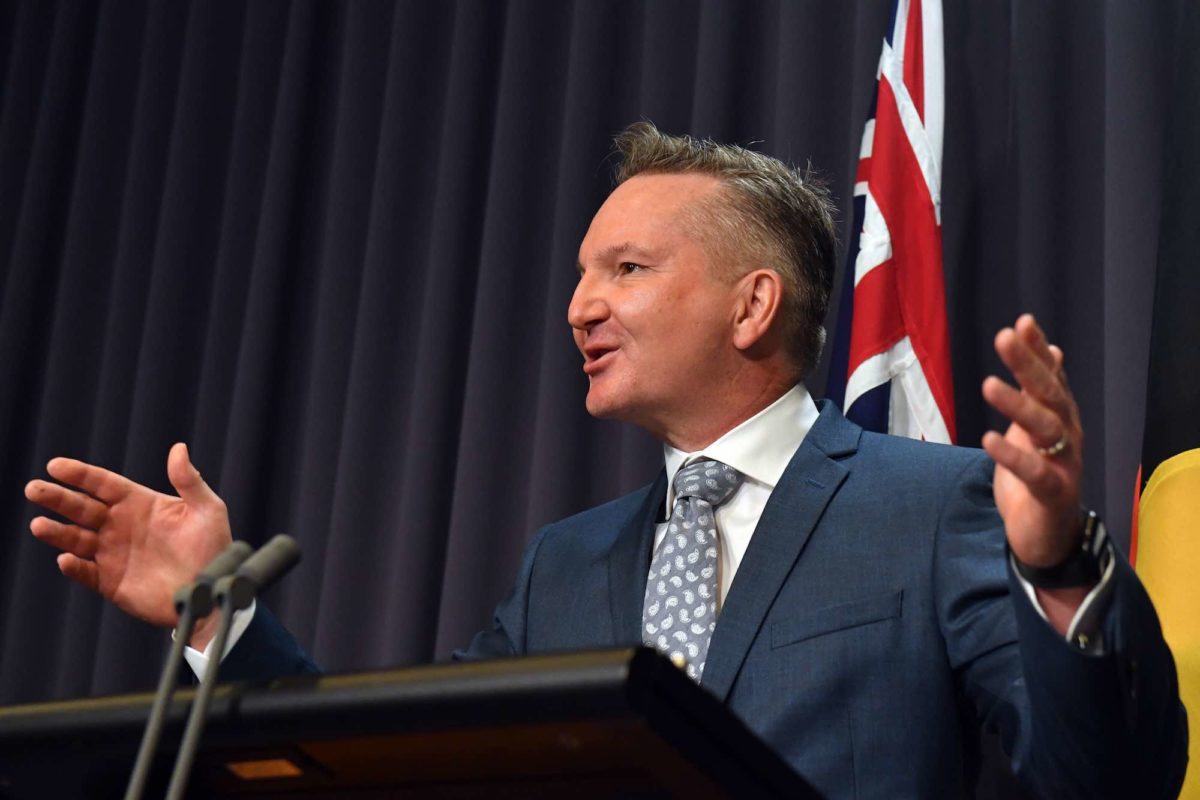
<box><xmin>982</xmin><ymin>315</ymin><xmax>1091</xmax><ymax>631</ymax></box>
<box><xmin>25</xmin><ymin>443</ymin><xmax>232</xmax><ymax>632</ymax></box>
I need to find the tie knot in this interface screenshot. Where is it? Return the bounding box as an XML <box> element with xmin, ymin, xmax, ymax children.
<box><xmin>672</xmin><ymin>459</ymin><xmax>743</xmax><ymax>508</ymax></box>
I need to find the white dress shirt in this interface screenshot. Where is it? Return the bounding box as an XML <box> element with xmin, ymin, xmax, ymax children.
<box><xmin>180</xmin><ymin>600</ymin><xmax>256</xmax><ymax>680</ymax></box>
<box><xmin>654</xmin><ymin>384</ymin><xmax>819</xmax><ymax>607</ymax></box>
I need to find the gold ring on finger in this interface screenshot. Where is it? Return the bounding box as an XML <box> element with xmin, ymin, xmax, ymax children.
<box><xmin>1037</xmin><ymin>437</ymin><xmax>1068</xmax><ymax>457</ymax></box>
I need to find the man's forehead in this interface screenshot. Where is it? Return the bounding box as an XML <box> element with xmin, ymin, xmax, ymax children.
<box><xmin>578</xmin><ymin>173</ymin><xmax>721</xmax><ymax>261</ymax></box>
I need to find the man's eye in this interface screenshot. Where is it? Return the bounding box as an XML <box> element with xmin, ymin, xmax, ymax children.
<box><xmin>621</xmin><ymin>262</ymin><xmax>644</xmax><ymax>274</ymax></box>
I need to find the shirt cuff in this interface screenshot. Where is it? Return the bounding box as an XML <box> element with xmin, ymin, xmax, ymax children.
<box><xmin>173</xmin><ymin>599</ymin><xmax>258</xmax><ymax>682</ymax></box>
<box><xmin>1011</xmin><ymin>522</ymin><xmax>1116</xmax><ymax>654</ymax></box>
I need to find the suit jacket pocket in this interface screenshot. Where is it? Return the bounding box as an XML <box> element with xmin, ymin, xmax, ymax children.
<box><xmin>770</xmin><ymin>590</ymin><xmax>904</xmax><ymax>649</ymax></box>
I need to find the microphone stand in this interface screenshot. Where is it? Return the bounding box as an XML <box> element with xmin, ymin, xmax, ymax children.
<box><xmin>164</xmin><ymin>534</ymin><xmax>302</xmax><ymax>800</ymax></box>
<box><xmin>124</xmin><ymin>541</ymin><xmax>254</xmax><ymax>800</ymax></box>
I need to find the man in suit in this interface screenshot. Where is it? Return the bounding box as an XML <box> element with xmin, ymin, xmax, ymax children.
<box><xmin>26</xmin><ymin>123</ymin><xmax>1187</xmax><ymax>797</ymax></box>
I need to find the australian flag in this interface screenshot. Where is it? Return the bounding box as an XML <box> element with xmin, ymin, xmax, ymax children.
<box><xmin>826</xmin><ymin>0</ymin><xmax>956</xmax><ymax>444</ymax></box>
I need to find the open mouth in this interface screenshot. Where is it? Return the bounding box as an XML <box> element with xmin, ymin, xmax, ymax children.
<box><xmin>583</xmin><ymin>347</ymin><xmax>617</xmax><ymax>375</ymax></box>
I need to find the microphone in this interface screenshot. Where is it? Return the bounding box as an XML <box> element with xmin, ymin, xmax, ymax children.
<box><xmin>177</xmin><ymin>540</ymin><xmax>257</xmax><ymax>617</ymax></box>
<box><xmin>213</xmin><ymin>533</ymin><xmax>303</xmax><ymax>612</ymax></box>
<box><xmin>165</xmin><ymin>535</ymin><xmax>302</xmax><ymax>800</ymax></box>
<box><xmin>124</xmin><ymin>541</ymin><xmax>253</xmax><ymax>800</ymax></box>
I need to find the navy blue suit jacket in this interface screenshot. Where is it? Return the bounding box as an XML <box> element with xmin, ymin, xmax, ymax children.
<box><xmin>225</xmin><ymin>403</ymin><xmax>1187</xmax><ymax>798</ymax></box>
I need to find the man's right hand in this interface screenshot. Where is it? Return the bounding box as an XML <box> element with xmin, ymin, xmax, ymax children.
<box><xmin>25</xmin><ymin>442</ymin><xmax>232</xmax><ymax>646</ymax></box>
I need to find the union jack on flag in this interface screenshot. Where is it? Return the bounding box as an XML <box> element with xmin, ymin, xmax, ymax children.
<box><xmin>826</xmin><ymin>0</ymin><xmax>956</xmax><ymax>444</ymax></box>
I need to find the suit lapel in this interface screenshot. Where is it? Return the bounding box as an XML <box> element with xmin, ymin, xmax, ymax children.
<box><xmin>606</xmin><ymin>469</ymin><xmax>668</xmax><ymax>646</ymax></box>
<box><xmin>701</xmin><ymin>402</ymin><xmax>861</xmax><ymax>701</ymax></box>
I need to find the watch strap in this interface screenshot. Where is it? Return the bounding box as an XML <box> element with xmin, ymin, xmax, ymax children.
<box><xmin>1012</xmin><ymin>510</ymin><xmax>1107</xmax><ymax>589</ymax></box>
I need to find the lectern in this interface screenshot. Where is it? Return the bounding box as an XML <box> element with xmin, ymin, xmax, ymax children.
<box><xmin>0</xmin><ymin>648</ymin><xmax>819</xmax><ymax>798</ymax></box>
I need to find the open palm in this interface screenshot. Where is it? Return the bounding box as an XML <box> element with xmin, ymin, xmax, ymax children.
<box><xmin>25</xmin><ymin>443</ymin><xmax>232</xmax><ymax>628</ymax></box>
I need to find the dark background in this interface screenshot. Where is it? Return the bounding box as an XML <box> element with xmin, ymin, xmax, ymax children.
<box><xmin>0</xmin><ymin>2</ymin><xmax>1183</xmax><ymax>781</ymax></box>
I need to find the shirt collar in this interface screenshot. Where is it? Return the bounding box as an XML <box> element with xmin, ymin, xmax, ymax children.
<box><xmin>662</xmin><ymin>384</ymin><xmax>819</xmax><ymax>515</ymax></box>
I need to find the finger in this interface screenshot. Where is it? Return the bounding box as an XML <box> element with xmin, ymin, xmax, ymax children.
<box><xmin>30</xmin><ymin>516</ymin><xmax>100</xmax><ymax>559</ymax></box>
<box><xmin>1017</xmin><ymin>311</ymin><xmax>1056</xmax><ymax>357</ymax></box>
<box><xmin>981</xmin><ymin>377</ymin><xmax>1064</xmax><ymax>447</ymax></box>
<box><xmin>1017</xmin><ymin>311</ymin><xmax>1065</xmax><ymax>379</ymax></box>
<box><xmin>24</xmin><ymin>480</ymin><xmax>108</xmax><ymax>529</ymax></box>
<box><xmin>995</xmin><ymin>325</ymin><xmax>1058</xmax><ymax>395</ymax></box>
<box><xmin>981</xmin><ymin>431</ymin><xmax>1069</xmax><ymax>503</ymax></box>
<box><xmin>1006</xmin><ymin>318</ymin><xmax>1078</xmax><ymax>421</ymax></box>
<box><xmin>993</xmin><ymin>327</ymin><xmax>1075</xmax><ymax>422</ymax></box>
<box><xmin>1048</xmin><ymin>344</ymin><xmax>1067</xmax><ymax>383</ymax></box>
<box><xmin>57</xmin><ymin>553</ymin><xmax>100</xmax><ymax>593</ymax></box>
<box><xmin>1019</xmin><ymin>319</ymin><xmax>1075</xmax><ymax>415</ymax></box>
<box><xmin>45</xmin><ymin>457</ymin><xmax>133</xmax><ymax>505</ymax></box>
<box><xmin>167</xmin><ymin>443</ymin><xmax>222</xmax><ymax>509</ymax></box>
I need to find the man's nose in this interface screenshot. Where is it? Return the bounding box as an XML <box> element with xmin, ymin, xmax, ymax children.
<box><xmin>567</xmin><ymin>273</ymin><xmax>607</xmax><ymax>332</ymax></box>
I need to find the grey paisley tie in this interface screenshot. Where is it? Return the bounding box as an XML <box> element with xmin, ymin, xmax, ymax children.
<box><xmin>642</xmin><ymin>459</ymin><xmax>744</xmax><ymax>681</ymax></box>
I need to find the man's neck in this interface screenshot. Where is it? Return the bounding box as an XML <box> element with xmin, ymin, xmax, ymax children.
<box><xmin>660</xmin><ymin>378</ymin><xmax>796</xmax><ymax>452</ymax></box>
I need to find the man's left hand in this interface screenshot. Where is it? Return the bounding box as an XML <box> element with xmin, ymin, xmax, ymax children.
<box><xmin>981</xmin><ymin>314</ymin><xmax>1085</xmax><ymax>570</ymax></box>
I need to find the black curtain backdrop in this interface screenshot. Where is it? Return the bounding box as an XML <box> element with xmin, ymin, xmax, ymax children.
<box><xmin>0</xmin><ymin>0</ymin><xmax>1181</xmax><ymax>736</ymax></box>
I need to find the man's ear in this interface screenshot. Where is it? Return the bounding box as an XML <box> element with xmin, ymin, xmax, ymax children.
<box><xmin>731</xmin><ymin>269</ymin><xmax>784</xmax><ymax>351</ymax></box>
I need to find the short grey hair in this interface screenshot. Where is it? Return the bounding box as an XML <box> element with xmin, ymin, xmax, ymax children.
<box><xmin>613</xmin><ymin>121</ymin><xmax>837</xmax><ymax>379</ymax></box>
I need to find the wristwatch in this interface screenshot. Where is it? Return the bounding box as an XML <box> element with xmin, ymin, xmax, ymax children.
<box><xmin>1012</xmin><ymin>509</ymin><xmax>1106</xmax><ymax>589</ymax></box>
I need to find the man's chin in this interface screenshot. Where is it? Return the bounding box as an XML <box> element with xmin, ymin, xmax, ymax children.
<box><xmin>584</xmin><ymin>394</ymin><xmax>619</xmax><ymax>420</ymax></box>
<box><xmin>584</xmin><ymin>387</ymin><xmax>632</xmax><ymax>421</ymax></box>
